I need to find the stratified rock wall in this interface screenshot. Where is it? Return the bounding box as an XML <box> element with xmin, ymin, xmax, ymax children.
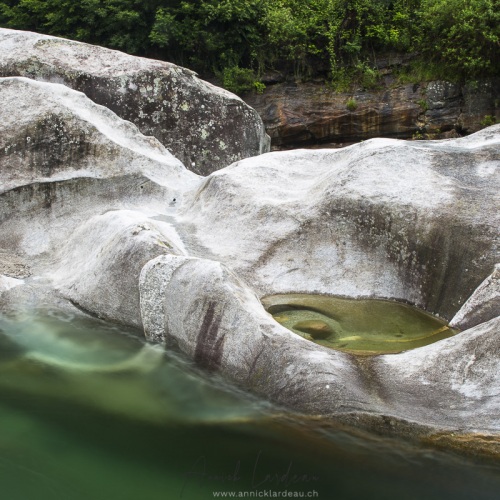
<box><xmin>244</xmin><ymin>78</ymin><xmax>500</xmax><ymax>150</ymax></box>
<box><xmin>0</xmin><ymin>28</ymin><xmax>270</xmax><ymax>175</ymax></box>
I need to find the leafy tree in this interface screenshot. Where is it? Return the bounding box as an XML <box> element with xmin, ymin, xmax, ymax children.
<box><xmin>417</xmin><ymin>0</ymin><xmax>500</xmax><ymax>78</ymax></box>
<box><xmin>0</xmin><ymin>0</ymin><xmax>498</xmax><ymax>87</ymax></box>
<box><xmin>1</xmin><ymin>0</ymin><xmax>162</xmax><ymax>54</ymax></box>
<box><xmin>262</xmin><ymin>0</ymin><xmax>402</xmax><ymax>80</ymax></box>
<box><xmin>149</xmin><ymin>0</ymin><xmax>265</xmax><ymax>76</ymax></box>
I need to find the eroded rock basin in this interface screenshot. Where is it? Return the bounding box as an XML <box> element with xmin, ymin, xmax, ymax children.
<box><xmin>263</xmin><ymin>294</ymin><xmax>458</xmax><ymax>355</ymax></box>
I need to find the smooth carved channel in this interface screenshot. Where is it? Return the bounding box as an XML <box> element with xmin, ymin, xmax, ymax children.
<box><xmin>262</xmin><ymin>294</ymin><xmax>459</xmax><ymax>355</ymax></box>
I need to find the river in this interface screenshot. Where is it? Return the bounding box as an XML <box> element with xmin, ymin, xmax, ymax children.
<box><xmin>0</xmin><ymin>310</ymin><xmax>499</xmax><ymax>500</ymax></box>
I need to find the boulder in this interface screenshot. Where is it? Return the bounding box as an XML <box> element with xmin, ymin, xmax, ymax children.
<box><xmin>373</xmin><ymin>316</ymin><xmax>500</xmax><ymax>435</ymax></box>
<box><xmin>0</xmin><ymin>28</ymin><xmax>270</xmax><ymax>174</ymax></box>
<box><xmin>0</xmin><ymin>77</ymin><xmax>197</xmax><ymax>269</ymax></box>
<box><xmin>178</xmin><ymin>129</ymin><xmax>500</xmax><ymax>319</ymax></box>
<box><xmin>141</xmin><ymin>125</ymin><xmax>498</xmax><ymax>452</ymax></box>
<box><xmin>139</xmin><ymin>254</ymin><xmax>374</xmax><ymax>414</ymax></box>
<box><xmin>52</xmin><ymin>210</ymin><xmax>186</xmax><ymax>327</ymax></box>
<box><xmin>139</xmin><ymin>254</ymin><xmax>500</xmax><ymax>450</ymax></box>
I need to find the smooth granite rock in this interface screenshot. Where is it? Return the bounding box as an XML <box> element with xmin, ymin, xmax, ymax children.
<box><xmin>139</xmin><ymin>254</ymin><xmax>500</xmax><ymax>445</ymax></box>
<box><xmin>178</xmin><ymin>130</ymin><xmax>500</xmax><ymax>320</ymax></box>
<box><xmin>0</xmin><ymin>53</ymin><xmax>499</xmax><ymax>455</ymax></box>
<box><xmin>0</xmin><ymin>77</ymin><xmax>197</xmax><ymax>271</ymax></box>
<box><xmin>0</xmin><ymin>28</ymin><xmax>270</xmax><ymax>174</ymax></box>
<box><xmin>450</xmin><ymin>264</ymin><xmax>500</xmax><ymax>330</ymax></box>
<box><xmin>139</xmin><ymin>254</ymin><xmax>374</xmax><ymax>414</ymax></box>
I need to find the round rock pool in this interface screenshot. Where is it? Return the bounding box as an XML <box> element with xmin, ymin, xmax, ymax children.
<box><xmin>262</xmin><ymin>294</ymin><xmax>458</xmax><ymax>355</ymax></box>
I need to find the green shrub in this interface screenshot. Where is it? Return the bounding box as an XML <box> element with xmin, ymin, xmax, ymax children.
<box><xmin>417</xmin><ymin>0</ymin><xmax>500</xmax><ymax>80</ymax></box>
<box><xmin>417</xmin><ymin>99</ymin><xmax>428</xmax><ymax>112</ymax></box>
<box><xmin>221</xmin><ymin>66</ymin><xmax>264</xmax><ymax>96</ymax></box>
<box><xmin>480</xmin><ymin>115</ymin><xmax>496</xmax><ymax>127</ymax></box>
<box><xmin>253</xmin><ymin>81</ymin><xmax>266</xmax><ymax>94</ymax></box>
<box><xmin>355</xmin><ymin>62</ymin><xmax>380</xmax><ymax>90</ymax></box>
<box><xmin>346</xmin><ymin>98</ymin><xmax>358</xmax><ymax>112</ymax></box>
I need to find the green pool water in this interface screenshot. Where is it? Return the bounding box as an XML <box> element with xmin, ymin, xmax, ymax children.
<box><xmin>262</xmin><ymin>294</ymin><xmax>458</xmax><ymax>354</ymax></box>
<box><xmin>0</xmin><ymin>310</ymin><xmax>498</xmax><ymax>500</ymax></box>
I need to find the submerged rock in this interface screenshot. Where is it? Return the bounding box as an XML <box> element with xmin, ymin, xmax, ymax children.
<box><xmin>263</xmin><ymin>294</ymin><xmax>457</xmax><ymax>354</ymax></box>
<box><xmin>0</xmin><ymin>28</ymin><xmax>270</xmax><ymax>174</ymax></box>
<box><xmin>293</xmin><ymin>320</ymin><xmax>333</xmax><ymax>339</ymax></box>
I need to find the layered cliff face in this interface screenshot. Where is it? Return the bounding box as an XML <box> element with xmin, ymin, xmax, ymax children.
<box><xmin>244</xmin><ymin>78</ymin><xmax>500</xmax><ymax>150</ymax></box>
<box><xmin>0</xmin><ymin>28</ymin><xmax>270</xmax><ymax>175</ymax></box>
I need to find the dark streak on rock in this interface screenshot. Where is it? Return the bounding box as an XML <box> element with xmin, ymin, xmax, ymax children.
<box><xmin>68</xmin><ymin>298</ymin><xmax>104</xmax><ymax>320</ymax></box>
<box><xmin>194</xmin><ymin>301</ymin><xmax>225</xmax><ymax>371</ymax></box>
<box><xmin>246</xmin><ymin>343</ymin><xmax>267</xmax><ymax>383</ymax></box>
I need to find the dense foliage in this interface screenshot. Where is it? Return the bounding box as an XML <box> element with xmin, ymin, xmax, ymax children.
<box><xmin>1</xmin><ymin>0</ymin><xmax>498</xmax><ymax>92</ymax></box>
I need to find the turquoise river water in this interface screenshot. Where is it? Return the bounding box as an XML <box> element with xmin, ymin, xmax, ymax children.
<box><xmin>0</xmin><ymin>310</ymin><xmax>499</xmax><ymax>500</ymax></box>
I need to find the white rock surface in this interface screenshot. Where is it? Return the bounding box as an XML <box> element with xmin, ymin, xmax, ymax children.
<box><xmin>0</xmin><ymin>54</ymin><xmax>499</xmax><ymax>453</ymax></box>
<box><xmin>178</xmin><ymin>132</ymin><xmax>500</xmax><ymax>319</ymax></box>
<box><xmin>374</xmin><ymin>316</ymin><xmax>500</xmax><ymax>432</ymax></box>
<box><xmin>52</xmin><ymin>210</ymin><xmax>188</xmax><ymax>327</ymax></box>
<box><xmin>450</xmin><ymin>264</ymin><xmax>500</xmax><ymax>330</ymax></box>
<box><xmin>140</xmin><ymin>255</ymin><xmax>375</xmax><ymax>415</ymax></box>
<box><xmin>0</xmin><ymin>28</ymin><xmax>270</xmax><ymax>174</ymax></box>
<box><xmin>139</xmin><ymin>254</ymin><xmax>500</xmax><ymax>436</ymax></box>
<box><xmin>0</xmin><ymin>275</ymin><xmax>24</xmax><ymax>293</ymax></box>
<box><xmin>0</xmin><ymin>77</ymin><xmax>197</xmax><ymax>270</ymax></box>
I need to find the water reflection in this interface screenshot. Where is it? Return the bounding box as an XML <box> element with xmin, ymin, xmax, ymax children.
<box><xmin>0</xmin><ymin>310</ymin><xmax>498</xmax><ymax>500</ymax></box>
